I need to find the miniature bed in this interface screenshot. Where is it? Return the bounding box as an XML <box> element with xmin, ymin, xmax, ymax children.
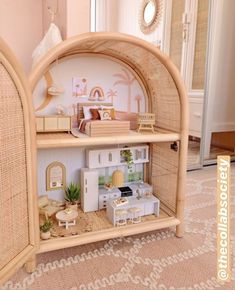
<box><xmin>77</xmin><ymin>102</ymin><xmax>130</xmax><ymax>137</ymax></box>
<box><xmin>0</xmin><ymin>32</ymin><xmax>188</xmax><ymax>283</ymax></box>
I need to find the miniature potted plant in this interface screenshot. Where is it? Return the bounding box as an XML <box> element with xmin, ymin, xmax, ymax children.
<box><xmin>64</xmin><ymin>182</ymin><xmax>80</xmax><ymax>210</ymax></box>
<box><xmin>40</xmin><ymin>219</ymin><xmax>53</xmax><ymax>240</ymax></box>
<box><xmin>120</xmin><ymin>149</ymin><xmax>133</xmax><ymax>168</ymax></box>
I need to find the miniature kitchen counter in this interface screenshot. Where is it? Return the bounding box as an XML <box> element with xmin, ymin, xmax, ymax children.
<box><xmin>99</xmin><ymin>182</ymin><xmax>153</xmax><ymax>210</ymax></box>
<box><xmin>106</xmin><ymin>195</ymin><xmax>160</xmax><ymax>225</ymax></box>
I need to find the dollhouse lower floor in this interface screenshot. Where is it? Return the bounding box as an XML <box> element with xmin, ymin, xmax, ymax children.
<box><xmin>39</xmin><ymin>208</ymin><xmax>178</xmax><ymax>253</ymax></box>
<box><xmin>36</xmin><ymin>129</ymin><xmax>181</xmax><ymax>254</ymax></box>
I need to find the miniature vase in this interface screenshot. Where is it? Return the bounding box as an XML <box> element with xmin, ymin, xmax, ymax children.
<box><xmin>40</xmin><ymin>231</ymin><xmax>51</xmax><ymax>240</ymax></box>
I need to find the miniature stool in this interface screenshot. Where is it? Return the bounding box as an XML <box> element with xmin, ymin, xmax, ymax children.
<box><xmin>128</xmin><ymin>207</ymin><xmax>142</xmax><ymax>224</ymax></box>
<box><xmin>115</xmin><ymin>209</ymin><xmax>128</xmax><ymax>226</ymax></box>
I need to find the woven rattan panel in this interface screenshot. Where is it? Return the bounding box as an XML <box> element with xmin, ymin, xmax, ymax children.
<box><xmin>192</xmin><ymin>0</ymin><xmax>209</xmax><ymax>90</ymax></box>
<box><xmin>169</xmin><ymin>0</ymin><xmax>185</xmax><ymax>70</ymax></box>
<box><xmin>99</xmin><ymin>42</ymin><xmax>181</xmax><ymax>132</ymax></box>
<box><xmin>0</xmin><ymin>63</ymin><xmax>29</xmax><ymax>270</ymax></box>
<box><xmin>150</xmin><ymin>142</ymin><xmax>179</xmax><ymax>214</ymax></box>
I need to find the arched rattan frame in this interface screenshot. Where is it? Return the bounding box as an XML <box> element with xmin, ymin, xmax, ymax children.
<box><xmin>29</xmin><ymin>32</ymin><xmax>189</xmax><ymax>238</ymax></box>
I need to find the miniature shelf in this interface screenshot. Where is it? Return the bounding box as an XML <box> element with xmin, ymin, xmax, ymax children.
<box><xmin>38</xmin><ymin>209</ymin><xmax>179</xmax><ymax>254</ymax></box>
<box><xmin>36</xmin><ymin>131</ymin><xmax>180</xmax><ymax>149</ymax></box>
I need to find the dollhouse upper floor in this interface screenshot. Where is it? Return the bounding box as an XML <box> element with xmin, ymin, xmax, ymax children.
<box><xmin>31</xmin><ymin>33</ymin><xmax>187</xmax><ymax>150</ymax></box>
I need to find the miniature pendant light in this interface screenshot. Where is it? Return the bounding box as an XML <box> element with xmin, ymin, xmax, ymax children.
<box><xmin>112</xmin><ymin>170</ymin><xmax>124</xmax><ymax>187</ymax></box>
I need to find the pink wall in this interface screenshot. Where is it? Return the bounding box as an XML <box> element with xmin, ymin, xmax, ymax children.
<box><xmin>42</xmin><ymin>0</ymin><xmax>67</xmax><ymax>38</ymax></box>
<box><xmin>66</xmin><ymin>0</ymin><xmax>90</xmax><ymax>37</ymax></box>
<box><xmin>0</xmin><ymin>0</ymin><xmax>90</xmax><ymax>73</ymax></box>
<box><xmin>43</xmin><ymin>0</ymin><xmax>90</xmax><ymax>38</ymax></box>
<box><xmin>0</xmin><ymin>0</ymin><xmax>43</xmax><ymax>73</ymax></box>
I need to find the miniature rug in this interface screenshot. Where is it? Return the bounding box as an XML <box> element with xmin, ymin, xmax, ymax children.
<box><xmin>1</xmin><ymin>164</ymin><xmax>235</xmax><ymax>290</ymax></box>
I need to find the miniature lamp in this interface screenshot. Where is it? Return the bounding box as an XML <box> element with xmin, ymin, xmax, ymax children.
<box><xmin>112</xmin><ymin>170</ymin><xmax>124</xmax><ymax>187</ymax></box>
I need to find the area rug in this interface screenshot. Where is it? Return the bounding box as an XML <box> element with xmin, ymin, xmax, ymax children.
<box><xmin>1</xmin><ymin>164</ymin><xmax>235</xmax><ymax>290</ymax></box>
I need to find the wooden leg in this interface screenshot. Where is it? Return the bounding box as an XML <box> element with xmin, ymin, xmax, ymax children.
<box><xmin>176</xmin><ymin>223</ymin><xmax>184</xmax><ymax>238</ymax></box>
<box><xmin>25</xmin><ymin>255</ymin><xmax>37</xmax><ymax>273</ymax></box>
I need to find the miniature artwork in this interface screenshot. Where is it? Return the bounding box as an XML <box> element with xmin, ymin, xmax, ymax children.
<box><xmin>72</xmin><ymin>77</ymin><xmax>87</xmax><ymax>97</ymax></box>
<box><xmin>89</xmin><ymin>86</ymin><xmax>105</xmax><ymax>101</ymax></box>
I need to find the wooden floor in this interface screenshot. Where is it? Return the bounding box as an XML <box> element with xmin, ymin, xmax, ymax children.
<box><xmin>187</xmin><ymin>139</ymin><xmax>235</xmax><ymax>166</ymax></box>
<box><xmin>40</xmin><ymin>208</ymin><xmax>171</xmax><ymax>240</ymax></box>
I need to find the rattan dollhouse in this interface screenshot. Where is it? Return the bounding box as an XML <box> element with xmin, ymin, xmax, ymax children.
<box><xmin>0</xmin><ymin>32</ymin><xmax>188</xmax><ymax>283</ymax></box>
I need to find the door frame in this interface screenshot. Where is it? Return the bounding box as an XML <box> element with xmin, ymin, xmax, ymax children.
<box><xmin>162</xmin><ymin>0</ymin><xmax>210</xmax><ymax>170</ymax></box>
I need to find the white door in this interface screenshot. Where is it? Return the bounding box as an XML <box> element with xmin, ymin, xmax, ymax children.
<box><xmin>163</xmin><ymin>0</ymin><xmax>209</xmax><ymax>168</ymax></box>
<box><xmin>163</xmin><ymin>0</ymin><xmax>209</xmax><ymax>138</ymax></box>
<box><xmin>0</xmin><ymin>38</ymin><xmax>39</xmax><ymax>285</ymax></box>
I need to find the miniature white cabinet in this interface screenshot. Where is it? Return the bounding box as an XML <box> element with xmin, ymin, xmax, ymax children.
<box><xmin>80</xmin><ymin>168</ymin><xmax>99</xmax><ymax>212</ymax></box>
<box><xmin>87</xmin><ymin>149</ymin><xmax>119</xmax><ymax>169</ymax></box>
<box><xmin>36</xmin><ymin>115</ymin><xmax>71</xmax><ymax>133</ymax></box>
<box><xmin>86</xmin><ymin>145</ymin><xmax>149</xmax><ymax>169</ymax></box>
<box><xmin>99</xmin><ymin>188</ymin><xmax>121</xmax><ymax>209</ymax></box>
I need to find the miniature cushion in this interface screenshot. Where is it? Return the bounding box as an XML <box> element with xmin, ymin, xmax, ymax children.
<box><xmin>90</xmin><ymin>108</ymin><xmax>101</xmax><ymax>120</ymax></box>
<box><xmin>107</xmin><ymin>108</ymin><xmax>116</xmax><ymax>119</ymax></box>
<box><xmin>98</xmin><ymin>109</ymin><xmax>112</xmax><ymax>120</ymax></box>
<box><xmin>38</xmin><ymin>195</ymin><xmax>49</xmax><ymax>208</ymax></box>
<box><xmin>99</xmin><ymin>108</ymin><xmax>116</xmax><ymax>120</ymax></box>
<box><xmin>83</xmin><ymin>105</ymin><xmax>98</xmax><ymax>120</ymax></box>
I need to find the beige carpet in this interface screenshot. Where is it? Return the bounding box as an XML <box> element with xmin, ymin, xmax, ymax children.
<box><xmin>1</xmin><ymin>164</ymin><xmax>235</xmax><ymax>290</ymax></box>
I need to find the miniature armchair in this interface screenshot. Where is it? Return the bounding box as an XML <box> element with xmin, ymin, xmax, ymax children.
<box><xmin>38</xmin><ymin>195</ymin><xmax>65</xmax><ymax>219</ymax></box>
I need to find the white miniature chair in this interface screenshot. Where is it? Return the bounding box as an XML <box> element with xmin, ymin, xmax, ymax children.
<box><xmin>128</xmin><ymin>207</ymin><xmax>142</xmax><ymax>224</ymax></box>
<box><xmin>115</xmin><ymin>209</ymin><xmax>128</xmax><ymax>226</ymax></box>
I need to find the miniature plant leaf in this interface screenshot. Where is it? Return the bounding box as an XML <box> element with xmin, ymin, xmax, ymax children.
<box><xmin>40</xmin><ymin>219</ymin><xmax>53</xmax><ymax>233</ymax></box>
<box><xmin>64</xmin><ymin>182</ymin><xmax>80</xmax><ymax>204</ymax></box>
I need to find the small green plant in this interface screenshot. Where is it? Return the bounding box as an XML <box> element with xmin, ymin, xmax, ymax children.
<box><xmin>121</xmin><ymin>149</ymin><xmax>133</xmax><ymax>168</ymax></box>
<box><xmin>40</xmin><ymin>219</ymin><xmax>53</xmax><ymax>233</ymax></box>
<box><xmin>64</xmin><ymin>182</ymin><xmax>80</xmax><ymax>204</ymax></box>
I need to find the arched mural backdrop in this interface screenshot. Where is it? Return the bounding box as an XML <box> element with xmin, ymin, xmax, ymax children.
<box><xmin>33</xmin><ymin>55</ymin><xmax>146</xmax><ymax>127</ymax></box>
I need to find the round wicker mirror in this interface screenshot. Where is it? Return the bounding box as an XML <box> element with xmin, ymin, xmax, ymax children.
<box><xmin>139</xmin><ymin>0</ymin><xmax>163</xmax><ymax>34</ymax></box>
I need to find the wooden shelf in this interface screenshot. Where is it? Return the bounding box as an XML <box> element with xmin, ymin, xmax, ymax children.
<box><xmin>37</xmin><ymin>130</ymin><xmax>180</xmax><ymax>149</ymax></box>
<box><xmin>39</xmin><ymin>208</ymin><xmax>179</xmax><ymax>253</ymax></box>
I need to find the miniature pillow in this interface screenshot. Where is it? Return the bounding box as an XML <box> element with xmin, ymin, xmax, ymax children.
<box><xmin>104</xmin><ymin>108</ymin><xmax>116</xmax><ymax>119</ymax></box>
<box><xmin>98</xmin><ymin>109</ymin><xmax>112</xmax><ymax>120</ymax></box>
<box><xmin>83</xmin><ymin>106</ymin><xmax>98</xmax><ymax>120</ymax></box>
<box><xmin>90</xmin><ymin>108</ymin><xmax>100</xmax><ymax>120</ymax></box>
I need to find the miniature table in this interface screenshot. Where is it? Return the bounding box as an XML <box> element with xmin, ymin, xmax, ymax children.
<box><xmin>56</xmin><ymin>209</ymin><xmax>78</xmax><ymax>229</ymax></box>
<box><xmin>106</xmin><ymin>195</ymin><xmax>160</xmax><ymax>225</ymax></box>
